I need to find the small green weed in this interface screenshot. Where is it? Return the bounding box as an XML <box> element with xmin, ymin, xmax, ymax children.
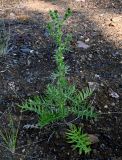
<box><xmin>66</xmin><ymin>124</ymin><xmax>91</xmax><ymax>154</ymax></box>
<box><xmin>0</xmin><ymin>113</ymin><xmax>19</xmax><ymax>153</ymax></box>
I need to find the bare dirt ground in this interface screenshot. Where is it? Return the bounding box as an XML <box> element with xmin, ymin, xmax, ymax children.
<box><xmin>0</xmin><ymin>0</ymin><xmax>122</xmax><ymax>159</ymax></box>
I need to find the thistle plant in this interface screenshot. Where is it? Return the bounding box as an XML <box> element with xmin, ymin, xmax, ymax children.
<box><xmin>19</xmin><ymin>9</ymin><xmax>96</xmax><ymax>129</ymax></box>
<box><xmin>47</xmin><ymin>8</ymin><xmax>72</xmax><ymax>88</ymax></box>
<box><xmin>66</xmin><ymin>124</ymin><xmax>91</xmax><ymax>154</ymax></box>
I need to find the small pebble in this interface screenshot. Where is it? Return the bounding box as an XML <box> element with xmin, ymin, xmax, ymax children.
<box><xmin>109</xmin><ymin>90</ymin><xmax>119</xmax><ymax>99</ymax></box>
<box><xmin>89</xmin><ymin>54</ymin><xmax>92</xmax><ymax>58</ymax></box>
<box><xmin>77</xmin><ymin>41</ymin><xmax>90</xmax><ymax>49</ymax></box>
<box><xmin>95</xmin><ymin>74</ymin><xmax>100</xmax><ymax>78</ymax></box>
<box><xmin>85</xmin><ymin>38</ymin><xmax>90</xmax><ymax>42</ymax></box>
<box><xmin>100</xmin><ymin>83</ymin><xmax>104</xmax><ymax>87</ymax></box>
<box><xmin>88</xmin><ymin>81</ymin><xmax>99</xmax><ymax>91</ymax></box>
<box><xmin>22</xmin><ymin>148</ymin><xmax>25</xmax><ymax>153</ymax></box>
<box><xmin>104</xmin><ymin>105</ymin><xmax>108</xmax><ymax>109</ymax></box>
<box><xmin>30</xmin><ymin>50</ymin><xmax>34</xmax><ymax>53</ymax></box>
<box><xmin>111</xmin><ymin>102</ymin><xmax>115</xmax><ymax>106</ymax></box>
